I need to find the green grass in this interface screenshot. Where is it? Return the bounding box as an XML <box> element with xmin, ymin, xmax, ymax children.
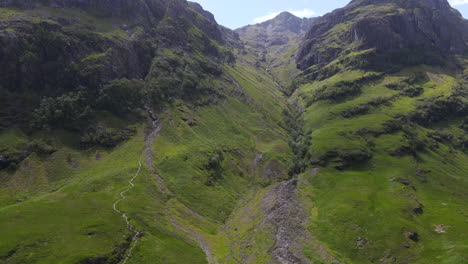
<box><xmin>0</xmin><ymin>129</ymin><xmax>144</xmax><ymax>263</ymax></box>
<box><xmin>0</xmin><ymin>128</ymin><xmax>211</xmax><ymax>264</ymax></box>
<box><xmin>294</xmin><ymin>64</ymin><xmax>468</xmax><ymax>263</ymax></box>
<box><xmin>0</xmin><ymin>53</ymin><xmax>293</xmax><ymax>263</ymax></box>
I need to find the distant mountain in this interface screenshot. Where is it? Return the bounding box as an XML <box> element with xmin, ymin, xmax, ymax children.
<box><xmin>235</xmin><ymin>12</ymin><xmax>316</xmax><ymax>90</ymax></box>
<box><xmin>236</xmin><ymin>12</ymin><xmax>316</xmax><ymax>48</ymax></box>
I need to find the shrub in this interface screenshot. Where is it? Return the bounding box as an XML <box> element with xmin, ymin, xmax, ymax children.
<box><xmin>205</xmin><ymin>151</ymin><xmax>224</xmax><ymax>186</ymax></box>
<box><xmin>309</xmin><ymin>81</ymin><xmax>361</xmax><ymax>104</ymax></box>
<box><xmin>80</xmin><ymin>124</ymin><xmax>136</xmax><ymax>148</ymax></box>
<box><xmin>98</xmin><ymin>79</ymin><xmax>145</xmax><ymax>115</ymax></box>
<box><xmin>402</xmin><ymin>87</ymin><xmax>424</xmax><ymax>97</ymax></box>
<box><xmin>307</xmin><ymin>74</ymin><xmax>381</xmax><ymax>106</ymax></box>
<box><xmin>144</xmin><ymin>50</ymin><xmax>216</xmax><ymax>104</ymax></box>
<box><xmin>283</xmin><ymin>107</ymin><xmax>312</xmax><ymax>177</ymax></box>
<box><xmin>427</xmin><ymin>129</ymin><xmax>468</xmax><ymax>151</ymax></box>
<box><xmin>31</xmin><ymin>88</ymin><xmax>93</xmax><ymax>130</ymax></box>
<box><xmin>341</xmin><ymin>105</ymin><xmax>369</xmax><ymax>118</ymax></box>
<box><xmin>460</xmin><ymin>118</ymin><xmax>468</xmax><ymax>132</ymax></box>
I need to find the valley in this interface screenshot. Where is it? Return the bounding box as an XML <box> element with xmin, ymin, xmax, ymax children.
<box><xmin>0</xmin><ymin>0</ymin><xmax>467</xmax><ymax>263</ymax></box>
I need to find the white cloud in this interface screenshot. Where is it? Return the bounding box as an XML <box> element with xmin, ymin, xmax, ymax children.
<box><xmin>450</xmin><ymin>0</ymin><xmax>468</xmax><ymax>6</ymax></box>
<box><xmin>254</xmin><ymin>12</ymin><xmax>282</xmax><ymax>23</ymax></box>
<box><xmin>290</xmin><ymin>8</ymin><xmax>317</xmax><ymax>18</ymax></box>
<box><xmin>253</xmin><ymin>8</ymin><xmax>317</xmax><ymax>23</ymax></box>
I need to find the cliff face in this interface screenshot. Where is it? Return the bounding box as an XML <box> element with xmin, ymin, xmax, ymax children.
<box><xmin>0</xmin><ymin>0</ymin><xmax>237</xmax><ymax>130</ymax></box>
<box><xmin>297</xmin><ymin>0</ymin><xmax>468</xmax><ymax>70</ymax></box>
<box><xmin>0</xmin><ymin>0</ymin><xmax>229</xmax><ymax>92</ymax></box>
<box><xmin>0</xmin><ymin>0</ymin><xmax>226</xmax><ymax>42</ymax></box>
<box><xmin>0</xmin><ymin>0</ymin><xmax>166</xmax><ymax>19</ymax></box>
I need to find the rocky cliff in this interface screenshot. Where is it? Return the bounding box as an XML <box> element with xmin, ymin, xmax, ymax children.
<box><xmin>297</xmin><ymin>0</ymin><xmax>468</xmax><ymax>71</ymax></box>
<box><xmin>0</xmin><ymin>0</ymin><xmax>235</xmax><ymax>129</ymax></box>
<box><xmin>0</xmin><ymin>0</ymin><xmax>166</xmax><ymax>19</ymax></box>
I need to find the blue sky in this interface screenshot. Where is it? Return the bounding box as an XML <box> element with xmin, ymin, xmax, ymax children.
<box><xmin>193</xmin><ymin>0</ymin><xmax>468</xmax><ymax>29</ymax></box>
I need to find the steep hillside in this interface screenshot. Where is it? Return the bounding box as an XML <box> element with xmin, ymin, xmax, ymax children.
<box><xmin>0</xmin><ymin>1</ymin><xmax>292</xmax><ymax>263</ymax></box>
<box><xmin>297</xmin><ymin>0</ymin><xmax>468</xmax><ymax>75</ymax></box>
<box><xmin>291</xmin><ymin>0</ymin><xmax>468</xmax><ymax>263</ymax></box>
<box><xmin>0</xmin><ymin>0</ymin><xmax>231</xmax><ymax>130</ymax></box>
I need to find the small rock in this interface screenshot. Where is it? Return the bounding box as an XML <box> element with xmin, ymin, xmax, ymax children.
<box><xmin>188</xmin><ymin>121</ymin><xmax>197</xmax><ymax>127</ymax></box>
<box><xmin>0</xmin><ymin>154</ymin><xmax>10</xmax><ymax>169</ymax></box>
<box><xmin>310</xmin><ymin>167</ymin><xmax>320</xmax><ymax>176</ymax></box>
<box><xmin>356</xmin><ymin>236</ymin><xmax>367</xmax><ymax>249</ymax></box>
<box><xmin>404</xmin><ymin>232</ymin><xmax>419</xmax><ymax>242</ymax></box>
<box><xmin>434</xmin><ymin>225</ymin><xmax>446</xmax><ymax>233</ymax></box>
<box><xmin>402</xmin><ymin>242</ymin><xmax>410</xmax><ymax>248</ymax></box>
<box><xmin>391</xmin><ymin>178</ymin><xmax>410</xmax><ymax>186</ymax></box>
<box><xmin>413</xmin><ymin>205</ymin><xmax>424</xmax><ymax>215</ymax></box>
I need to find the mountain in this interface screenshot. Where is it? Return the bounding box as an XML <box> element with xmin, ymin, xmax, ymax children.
<box><xmin>236</xmin><ymin>12</ymin><xmax>315</xmax><ymax>48</ymax></box>
<box><xmin>297</xmin><ymin>0</ymin><xmax>468</xmax><ymax>74</ymax></box>
<box><xmin>0</xmin><ymin>0</ymin><xmax>468</xmax><ymax>264</ymax></box>
<box><xmin>236</xmin><ymin>12</ymin><xmax>316</xmax><ymax>90</ymax></box>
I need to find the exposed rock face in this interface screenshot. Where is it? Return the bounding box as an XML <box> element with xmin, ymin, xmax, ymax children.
<box><xmin>0</xmin><ymin>0</ymin><xmax>237</xmax><ymax>128</ymax></box>
<box><xmin>297</xmin><ymin>0</ymin><xmax>468</xmax><ymax>70</ymax></box>
<box><xmin>0</xmin><ymin>0</ymin><xmax>228</xmax><ymax>93</ymax></box>
<box><xmin>0</xmin><ymin>0</ymin><xmax>166</xmax><ymax>19</ymax></box>
<box><xmin>188</xmin><ymin>1</ymin><xmax>217</xmax><ymax>24</ymax></box>
<box><xmin>236</xmin><ymin>12</ymin><xmax>316</xmax><ymax>48</ymax></box>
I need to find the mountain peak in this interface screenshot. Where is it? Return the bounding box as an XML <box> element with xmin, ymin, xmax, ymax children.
<box><xmin>236</xmin><ymin>11</ymin><xmax>316</xmax><ymax>48</ymax></box>
<box><xmin>234</xmin><ymin>10</ymin><xmax>316</xmax><ymax>89</ymax></box>
<box><xmin>275</xmin><ymin>11</ymin><xmax>296</xmax><ymax>19</ymax></box>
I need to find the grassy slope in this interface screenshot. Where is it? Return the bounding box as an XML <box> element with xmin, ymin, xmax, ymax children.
<box><xmin>0</xmin><ymin>127</ymin><xmax>209</xmax><ymax>264</ymax></box>
<box><xmin>0</xmin><ymin>5</ymin><xmax>293</xmax><ymax>264</ymax></box>
<box><xmin>147</xmin><ymin>55</ymin><xmax>292</xmax><ymax>263</ymax></box>
<box><xmin>0</xmin><ymin>49</ymin><xmax>292</xmax><ymax>263</ymax></box>
<box><xmin>293</xmin><ymin>65</ymin><xmax>468</xmax><ymax>264</ymax></box>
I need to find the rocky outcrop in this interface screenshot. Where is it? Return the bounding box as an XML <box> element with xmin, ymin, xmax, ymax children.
<box><xmin>297</xmin><ymin>0</ymin><xmax>468</xmax><ymax>70</ymax></box>
<box><xmin>188</xmin><ymin>1</ymin><xmax>217</xmax><ymax>24</ymax></box>
<box><xmin>0</xmin><ymin>0</ymin><xmax>166</xmax><ymax>20</ymax></box>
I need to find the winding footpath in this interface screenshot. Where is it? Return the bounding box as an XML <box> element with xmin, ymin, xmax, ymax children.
<box><xmin>112</xmin><ymin>160</ymin><xmax>143</xmax><ymax>264</ymax></box>
<box><xmin>112</xmin><ymin>110</ymin><xmax>215</xmax><ymax>264</ymax></box>
<box><xmin>144</xmin><ymin>110</ymin><xmax>216</xmax><ymax>264</ymax></box>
